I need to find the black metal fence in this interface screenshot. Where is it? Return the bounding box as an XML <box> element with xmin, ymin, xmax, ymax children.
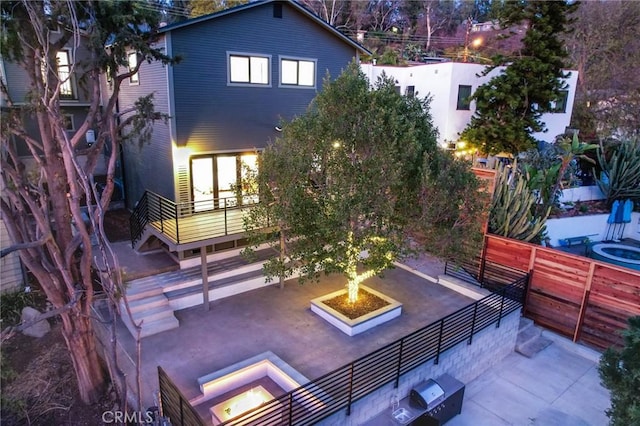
<box><xmin>158</xmin><ymin>366</ymin><xmax>206</xmax><ymax>426</ymax></box>
<box><xmin>159</xmin><ymin>273</ymin><xmax>528</xmax><ymax>426</ymax></box>
<box><xmin>445</xmin><ymin>257</ymin><xmax>527</xmax><ymax>293</ymax></box>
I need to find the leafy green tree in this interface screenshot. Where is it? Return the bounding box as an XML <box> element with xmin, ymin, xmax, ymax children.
<box><xmin>599</xmin><ymin>316</ymin><xmax>640</xmax><ymax>426</ymax></box>
<box><xmin>244</xmin><ymin>63</ymin><xmax>485</xmax><ymax>303</ymax></box>
<box><xmin>189</xmin><ymin>0</ymin><xmax>249</xmax><ymax>18</ymax></box>
<box><xmin>564</xmin><ymin>1</ymin><xmax>640</xmax><ymax>140</ymax></box>
<box><xmin>0</xmin><ymin>1</ymin><xmax>176</xmax><ymax>404</ymax></box>
<box><xmin>460</xmin><ymin>1</ymin><xmax>577</xmax><ymax>155</ymax></box>
<box><xmin>416</xmin><ymin>151</ymin><xmax>488</xmax><ymax>261</ymax></box>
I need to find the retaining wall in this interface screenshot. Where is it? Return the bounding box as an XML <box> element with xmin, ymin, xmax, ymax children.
<box><xmin>317</xmin><ymin>309</ymin><xmax>520</xmax><ymax>426</ymax></box>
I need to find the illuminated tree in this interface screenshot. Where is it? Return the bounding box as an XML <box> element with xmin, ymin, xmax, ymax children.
<box><xmin>244</xmin><ymin>63</ymin><xmax>485</xmax><ymax>303</ymax></box>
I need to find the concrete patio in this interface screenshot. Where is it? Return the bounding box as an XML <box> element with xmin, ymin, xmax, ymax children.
<box><xmin>105</xmin><ymin>260</ymin><xmax>476</xmax><ymax>413</ymax></box>
<box><xmin>449</xmin><ymin>331</ymin><xmax>610</xmax><ymax>426</ymax></box>
<box><xmin>95</xmin><ymin>244</ymin><xmax>611</xmax><ymax>425</ymax></box>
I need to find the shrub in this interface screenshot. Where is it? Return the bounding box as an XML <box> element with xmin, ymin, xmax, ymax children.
<box><xmin>596</xmin><ymin>140</ymin><xmax>640</xmax><ymax>205</ymax></box>
<box><xmin>599</xmin><ymin>316</ymin><xmax>640</xmax><ymax>426</ymax></box>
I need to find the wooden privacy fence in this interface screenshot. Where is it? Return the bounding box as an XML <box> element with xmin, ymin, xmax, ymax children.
<box><xmin>482</xmin><ymin>234</ymin><xmax>640</xmax><ymax>349</ymax></box>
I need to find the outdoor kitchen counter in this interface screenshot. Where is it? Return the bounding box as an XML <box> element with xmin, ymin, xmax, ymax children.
<box><xmin>363</xmin><ymin>396</ymin><xmax>423</xmax><ymax>426</ymax></box>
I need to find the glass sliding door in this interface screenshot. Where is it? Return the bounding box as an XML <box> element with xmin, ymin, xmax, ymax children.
<box><xmin>191</xmin><ymin>153</ymin><xmax>258</xmax><ymax>212</ymax></box>
<box><xmin>216</xmin><ymin>156</ymin><xmax>238</xmax><ymax>208</ymax></box>
<box><xmin>191</xmin><ymin>157</ymin><xmax>214</xmax><ymax>212</ymax></box>
<box><xmin>240</xmin><ymin>154</ymin><xmax>258</xmax><ymax>204</ymax></box>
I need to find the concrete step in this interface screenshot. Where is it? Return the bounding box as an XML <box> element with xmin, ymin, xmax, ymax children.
<box><xmin>139</xmin><ymin>316</ymin><xmax>180</xmax><ymax>338</ymax></box>
<box><xmin>131</xmin><ymin>304</ymin><xmax>175</xmax><ymax>323</ymax></box>
<box><xmin>127</xmin><ymin>294</ymin><xmax>169</xmax><ymax>313</ymax></box>
<box><xmin>165</xmin><ymin>269</ymin><xmax>265</xmax><ymax>300</ymax></box>
<box><xmin>126</xmin><ymin>282</ymin><xmax>164</xmax><ymax>301</ymax></box>
<box><xmin>516</xmin><ymin>318</ymin><xmax>552</xmax><ymax>358</ymax></box>
<box><xmin>120</xmin><ymin>300</ymin><xmax>179</xmax><ymax>339</ymax></box>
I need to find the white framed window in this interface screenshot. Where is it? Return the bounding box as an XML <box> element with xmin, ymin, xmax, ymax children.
<box><xmin>227</xmin><ymin>52</ymin><xmax>270</xmax><ymax>86</ymax></box>
<box><xmin>279</xmin><ymin>56</ymin><xmax>316</xmax><ymax>88</ymax></box>
<box><xmin>128</xmin><ymin>52</ymin><xmax>139</xmax><ymax>85</ymax></box>
<box><xmin>56</xmin><ymin>50</ymin><xmax>74</xmax><ymax>98</ymax></box>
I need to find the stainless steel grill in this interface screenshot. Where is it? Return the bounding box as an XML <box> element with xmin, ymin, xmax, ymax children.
<box><xmin>409</xmin><ymin>379</ymin><xmax>445</xmax><ymax>410</ymax></box>
<box><xmin>409</xmin><ymin>374</ymin><xmax>465</xmax><ymax>425</ymax></box>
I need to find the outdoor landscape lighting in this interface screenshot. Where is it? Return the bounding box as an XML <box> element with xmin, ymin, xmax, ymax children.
<box><xmin>217</xmin><ymin>387</ymin><xmax>273</xmax><ymax>421</ymax></box>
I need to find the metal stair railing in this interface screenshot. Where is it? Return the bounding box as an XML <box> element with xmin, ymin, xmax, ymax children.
<box><xmin>130</xmin><ymin>191</ymin><xmax>149</xmax><ymax>248</ymax></box>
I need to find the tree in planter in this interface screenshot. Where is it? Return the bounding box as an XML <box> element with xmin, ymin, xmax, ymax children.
<box><xmin>460</xmin><ymin>1</ymin><xmax>577</xmax><ymax>155</ymax></box>
<box><xmin>244</xmin><ymin>63</ymin><xmax>485</xmax><ymax>303</ymax></box>
<box><xmin>599</xmin><ymin>316</ymin><xmax>640</xmax><ymax>426</ymax></box>
<box><xmin>0</xmin><ymin>1</ymin><xmax>176</xmax><ymax>404</ymax></box>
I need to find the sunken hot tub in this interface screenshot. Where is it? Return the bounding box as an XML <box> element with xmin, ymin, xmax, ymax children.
<box><xmin>589</xmin><ymin>243</ymin><xmax>640</xmax><ymax>271</ymax></box>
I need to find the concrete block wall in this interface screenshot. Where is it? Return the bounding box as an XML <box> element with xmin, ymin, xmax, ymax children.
<box><xmin>316</xmin><ymin>309</ymin><xmax>521</xmax><ymax>426</ymax></box>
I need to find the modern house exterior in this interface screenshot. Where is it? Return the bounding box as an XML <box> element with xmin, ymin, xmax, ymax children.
<box><xmin>360</xmin><ymin>62</ymin><xmax>578</xmax><ymax>148</ymax></box>
<box><xmin>117</xmin><ymin>0</ymin><xmax>368</xmax><ymax>260</ymax></box>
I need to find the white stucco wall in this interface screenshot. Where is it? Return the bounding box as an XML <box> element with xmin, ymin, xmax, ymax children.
<box><xmin>360</xmin><ymin>62</ymin><xmax>578</xmax><ymax>148</ymax></box>
<box><xmin>546</xmin><ymin>212</ymin><xmax>640</xmax><ymax>246</ymax></box>
<box><xmin>558</xmin><ymin>185</ymin><xmax>605</xmax><ymax>203</ymax></box>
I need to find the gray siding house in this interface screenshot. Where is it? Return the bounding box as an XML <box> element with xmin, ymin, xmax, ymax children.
<box><xmin>120</xmin><ymin>0</ymin><xmax>367</xmax><ymax>257</ymax></box>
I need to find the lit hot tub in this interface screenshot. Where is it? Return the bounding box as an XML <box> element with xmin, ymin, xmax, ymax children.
<box><xmin>589</xmin><ymin>243</ymin><xmax>640</xmax><ymax>271</ymax></box>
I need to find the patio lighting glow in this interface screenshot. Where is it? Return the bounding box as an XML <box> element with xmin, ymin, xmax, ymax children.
<box><xmin>215</xmin><ymin>386</ymin><xmax>273</xmax><ymax>421</ymax></box>
<box><xmin>196</xmin><ymin>352</ymin><xmax>321</xmax><ymax>425</ymax></box>
<box><xmin>172</xmin><ymin>145</ymin><xmax>192</xmax><ymax>167</ymax></box>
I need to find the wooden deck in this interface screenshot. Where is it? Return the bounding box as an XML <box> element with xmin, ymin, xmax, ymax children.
<box><xmin>148</xmin><ymin>207</ymin><xmax>252</xmax><ymax>246</ymax></box>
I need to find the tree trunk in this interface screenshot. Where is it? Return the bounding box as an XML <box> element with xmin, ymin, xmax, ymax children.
<box><xmin>59</xmin><ymin>305</ymin><xmax>106</xmax><ymax>403</ymax></box>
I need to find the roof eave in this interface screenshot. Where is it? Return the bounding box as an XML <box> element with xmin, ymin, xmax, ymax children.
<box><xmin>158</xmin><ymin>0</ymin><xmax>370</xmax><ymax>56</ymax></box>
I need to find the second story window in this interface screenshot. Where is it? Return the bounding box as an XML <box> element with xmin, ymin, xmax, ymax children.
<box><xmin>128</xmin><ymin>52</ymin><xmax>139</xmax><ymax>85</ymax></box>
<box><xmin>228</xmin><ymin>53</ymin><xmax>270</xmax><ymax>86</ymax></box>
<box><xmin>456</xmin><ymin>85</ymin><xmax>472</xmax><ymax>110</ymax></box>
<box><xmin>280</xmin><ymin>57</ymin><xmax>316</xmax><ymax>87</ymax></box>
<box><xmin>56</xmin><ymin>50</ymin><xmax>74</xmax><ymax>99</ymax></box>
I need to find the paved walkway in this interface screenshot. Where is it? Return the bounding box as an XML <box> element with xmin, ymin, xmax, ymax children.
<box><xmin>448</xmin><ymin>331</ymin><xmax>610</xmax><ymax>426</ymax></box>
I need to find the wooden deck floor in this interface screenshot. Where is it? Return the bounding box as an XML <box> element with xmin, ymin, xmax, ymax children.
<box><xmin>148</xmin><ymin>207</ymin><xmax>253</xmax><ymax>245</ymax></box>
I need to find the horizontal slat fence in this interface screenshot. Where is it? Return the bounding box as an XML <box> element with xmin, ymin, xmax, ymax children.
<box><xmin>483</xmin><ymin>234</ymin><xmax>640</xmax><ymax>349</ymax></box>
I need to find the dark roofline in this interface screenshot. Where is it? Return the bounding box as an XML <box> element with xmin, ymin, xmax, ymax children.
<box><xmin>158</xmin><ymin>0</ymin><xmax>370</xmax><ymax>55</ymax></box>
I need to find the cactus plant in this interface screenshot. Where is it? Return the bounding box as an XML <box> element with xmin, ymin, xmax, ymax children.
<box><xmin>597</xmin><ymin>140</ymin><xmax>640</xmax><ymax>205</ymax></box>
<box><xmin>489</xmin><ymin>161</ymin><xmax>550</xmax><ymax>242</ymax></box>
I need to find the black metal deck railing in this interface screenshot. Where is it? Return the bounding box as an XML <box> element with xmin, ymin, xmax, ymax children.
<box><xmin>159</xmin><ymin>272</ymin><xmax>528</xmax><ymax>426</ymax></box>
<box><xmin>445</xmin><ymin>257</ymin><xmax>527</xmax><ymax>293</ymax></box>
<box><xmin>130</xmin><ymin>190</ymin><xmax>260</xmax><ymax>248</ymax></box>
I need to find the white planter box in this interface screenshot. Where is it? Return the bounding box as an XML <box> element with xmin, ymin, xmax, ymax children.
<box><xmin>310</xmin><ymin>285</ymin><xmax>402</xmax><ymax>336</ymax></box>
